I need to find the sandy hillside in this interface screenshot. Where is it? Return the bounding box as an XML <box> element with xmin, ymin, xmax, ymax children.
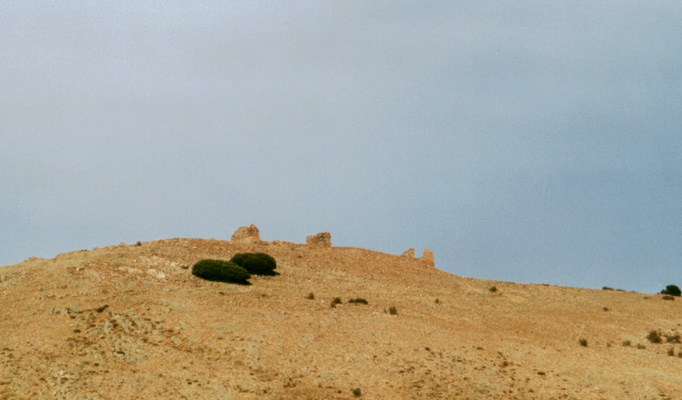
<box><xmin>1</xmin><ymin>230</ymin><xmax>681</xmax><ymax>399</ymax></box>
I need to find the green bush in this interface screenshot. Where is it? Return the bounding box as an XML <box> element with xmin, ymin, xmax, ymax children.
<box><xmin>660</xmin><ymin>285</ymin><xmax>681</xmax><ymax>297</ymax></box>
<box><xmin>230</xmin><ymin>252</ymin><xmax>278</xmax><ymax>276</ymax></box>
<box><xmin>647</xmin><ymin>330</ymin><xmax>662</xmax><ymax>344</ymax></box>
<box><xmin>192</xmin><ymin>259</ymin><xmax>251</xmax><ymax>285</ymax></box>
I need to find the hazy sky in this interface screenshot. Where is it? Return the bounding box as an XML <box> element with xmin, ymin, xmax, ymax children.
<box><xmin>2</xmin><ymin>2</ymin><xmax>681</xmax><ymax>293</ymax></box>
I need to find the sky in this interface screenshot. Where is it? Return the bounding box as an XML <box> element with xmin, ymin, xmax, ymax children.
<box><xmin>2</xmin><ymin>1</ymin><xmax>681</xmax><ymax>293</ymax></box>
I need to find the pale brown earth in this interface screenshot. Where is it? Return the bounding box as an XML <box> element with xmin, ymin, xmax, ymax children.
<box><xmin>1</xmin><ymin>237</ymin><xmax>681</xmax><ymax>399</ymax></box>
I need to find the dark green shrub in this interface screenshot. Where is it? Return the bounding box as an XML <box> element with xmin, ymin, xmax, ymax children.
<box><xmin>192</xmin><ymin>259</ymin><xmax>251</xmax><ymax>285</ymax></box>
<box><xmin>230</xmin><ymin>252</ymin><xmax>278</xmax><ymax>276</ymax></box>
<box><xmin>348</xmin><ymin>298</ymin><xmax>368</xmax><ymax>305</ymax></box>
<box><xmin>489</xmin><ymin>286</ymin><xmax>498</xmax><ymax>293</ymax></box>
<box><xmin>661</xmin><ymin>285</ymin><xmax>681</xmax><ymax>297</ymax></box>
<box><xmin>662</xmin><ymin>295</ymin><xmax>675</xmax><ymax>301</ymax></box>
<box><xmin>331</xmin><ymin>297</ymin><xmax>342</xmax><ymax>308</ymax></box>
<box><xmin>388</xmin><ymin>306</ymin><xmax>398</xmax><ymax>315</ymax></box>
<box><xmin>253</xmin><ymin>252</ymin><xmax>277</xmax><ymax>271</ymax></box>
<box><xmin>579</xmin><ymin>339</ymin><xmax>588</xmax><ymax>347</ymax></box>
<box><xmin>306</xmin><ymin>292</ymin><xmax>315</xmax><ymax>300</ymax></box>
<box><xmin>647</xmin><ymin>330</ymin><xmax>662</xmax><ymax>344</ymax></box>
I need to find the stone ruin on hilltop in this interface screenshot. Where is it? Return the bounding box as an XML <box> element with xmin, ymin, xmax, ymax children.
<box><xmin>306</xmin><ymin>232</ymin><xmax>332</xmax><ymax>248</ymax></box>
<box><xmin>401</xmin><ymin>247</ymin><xmax>434</xmax><ymax>267</ymax></box>
<box><xmin>230</xmin><ymin>224</ymin><xmax>433</xmax><ymax>266</ymax></box>
<box><xmin>231</xmin><ymin>224</ymin><xmax>261</xmax><ymax>243</ymax></box>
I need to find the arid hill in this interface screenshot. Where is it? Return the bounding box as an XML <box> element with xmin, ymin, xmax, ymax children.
<box><xmin>1</xmin><ymin>230</ymin><xmax>681</xmax><ymax>399</ymax></box>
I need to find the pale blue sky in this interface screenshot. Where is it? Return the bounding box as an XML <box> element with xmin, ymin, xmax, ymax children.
<box><xmin>2</xmin><ymin>1</ymin><xmax>681</xmax><ymax>293</ymax></box>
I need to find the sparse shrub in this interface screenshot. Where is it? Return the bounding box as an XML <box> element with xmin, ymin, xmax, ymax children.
<box><xmin>348</xmin><ymin>298</ymin><xmax>368</xmax><ymax>305</ymax></box>
<box><xmin>135</xmin><ymin>241</ymin><xmax>142</xmax><ymax>246</ymax></box>
<box><xmin>622</xmin><ymin>340</ymin><xmax>631</xmax><ymax>347</ymax></box>
<box><xmin>579</xmin><ymin>339</ymin><xmax>588</xmax><ymax>347</ymax></box>
<box><xmin>230</xmin><ymin>252</ymin><xmax>278</xmax><ymax>276</ymax></box>
<box><xmin>352</xmin><ymin>388</ymin><xmax>362</xmax><ymax>397</ymax></box>
<box><xmin>388</xmin><ymin>306</ymin><xmax>398</xmax><ymax>315</ymax></box>
<box><xmin>662</xmin><ymin>295</ymin><xmax>675</xmax><ymax>301</ymax></box>
<box><xmin>489</xmin><ymin>286</ymin><xmax>498</xmax><ymax>293</ymax></box>
<box><xmin>668</xmin><ymin>347</ymin><xmax>676</xmax><ymax>356</ymax></box>
<box><xmin>660</xmin><ymin>285</ymin><xmax>681</xmax><ymax>297</ymax></box>
<box><xmin>602</xmin><ymin>286</ymin><xmax>614</xmax><ymax>291</ymax></box>
<box><xmin>647</xmin><ymin>330</ymin><xmax>662</xmax><ymax>344</ymax></box>
<box><xmin>637</xmin><ymin>343</ymin><xmax>646</xmax><ymax>349</ymax></box>
<box><xmin>603</xmin><ymin>307</ymin><xmax>609</xmax><ymax>311</ymax></box>
<box><xmin>331</xmin><ymin>297</ymin><xmax>342</xmax><ymax>308</ymax></box>
<box><xmin>435</xmin><ymin>298</ymin><xmax>440</xmax><ymax>304</ymax></box>
<box><xmin>192</xmin><ymin>259</ymin><xmax>251</xmax><ymax>285</ymax></box>
<box><xmin>306</xmin><ymin>292</ymin><xmax>315</xmax><ymax>300</ymax></box>
<box><xmin>665</xmin><ymin>333</ymin><xmax>681</xmax><ymax>343</ymax></box>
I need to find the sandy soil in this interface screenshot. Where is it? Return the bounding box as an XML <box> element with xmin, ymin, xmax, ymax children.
<box><xmin>1</xmin><ymin>238</ymin><xmax>681</xmax><ymax>399</ymax></box>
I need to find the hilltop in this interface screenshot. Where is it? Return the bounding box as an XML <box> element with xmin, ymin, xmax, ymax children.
<box><xmin>1</xmin><ymin>226</ymin><xmax>681</xmax><ymax>399</ymax></box>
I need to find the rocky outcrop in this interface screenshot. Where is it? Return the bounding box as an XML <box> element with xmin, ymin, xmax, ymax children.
<box><xmin>231</xmin><ymin>224</ymin><xmax>261</xmax><ymax>243</ymax></box>
<box><xmin>401</xmin><ymin>248</ymin><xmax>415</xmax><ymax>257</ymax></box>
<box><xmin>306</xmin><ymin>232</ymin><xmax>331</xmax><ymax>248</ymax></box>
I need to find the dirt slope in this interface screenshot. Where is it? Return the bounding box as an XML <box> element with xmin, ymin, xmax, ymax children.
<box><xmin>1</xmin><ymin>238</ymin><xmax>681</xmax><ymax>399</ymax></box>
